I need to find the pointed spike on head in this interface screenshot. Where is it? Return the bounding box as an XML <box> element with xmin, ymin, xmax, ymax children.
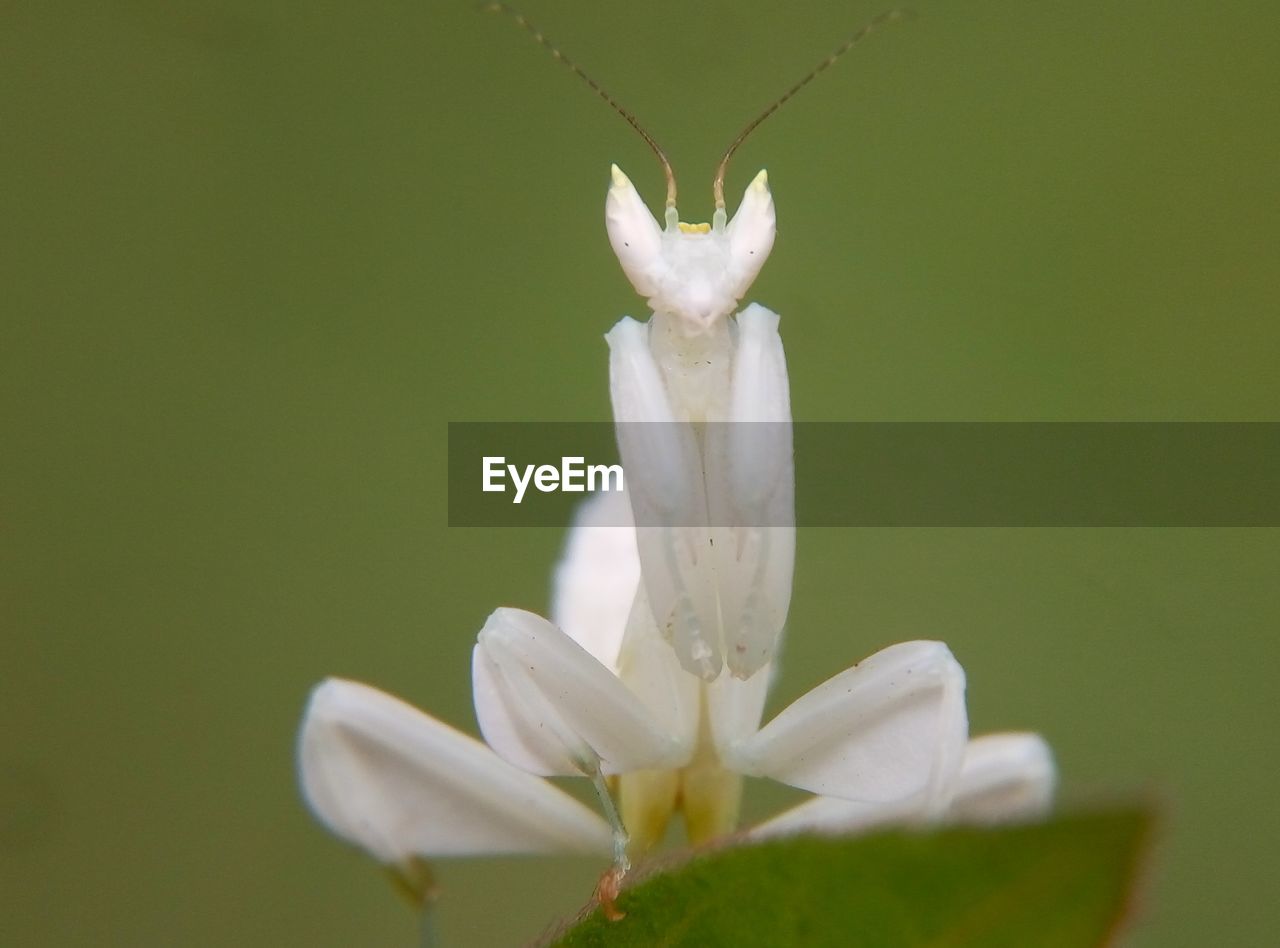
<box><xmin>606</xmin><ymin>164</ymin><xmax>665</xmax><ymax>299</ymax></box>
<box><xmin>725</xmin><ymin>169</ymin><xmax>777</xmax><ymax>301</ymax></box>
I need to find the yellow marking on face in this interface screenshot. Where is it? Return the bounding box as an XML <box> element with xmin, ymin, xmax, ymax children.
<box><xmin>677</xmin><ymin>221</ymin><xmax>711</xmax><ymax>234</ymax></box>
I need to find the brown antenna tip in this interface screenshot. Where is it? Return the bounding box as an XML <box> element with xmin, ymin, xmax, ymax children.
<box><xmin>483</xmin><ymin>2</ymin><xmax>678</xmax><ymax>208</ymax></box>
<box><xmin>712</xmin><ymin>8</ymin><xmax>912</xmax><ymax>209</ymax></box>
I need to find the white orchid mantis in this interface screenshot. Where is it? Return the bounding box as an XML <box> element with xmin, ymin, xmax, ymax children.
<box><xmin>297</xmin><ymin>3</ymin><xmax>1055</xmax><ymax>923</ymax></box>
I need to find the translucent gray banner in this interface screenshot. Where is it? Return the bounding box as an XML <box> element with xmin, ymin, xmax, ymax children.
<box><xmin>447</xmin><ymin>422</ymin><xmax>1280</xmax><ymax>527</ymax></box>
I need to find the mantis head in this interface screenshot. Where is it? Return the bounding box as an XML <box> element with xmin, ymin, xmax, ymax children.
<box><xmin>605</xmin><ymin>165</ymin><xmax>775</xmax><ymax>330</ymax></box>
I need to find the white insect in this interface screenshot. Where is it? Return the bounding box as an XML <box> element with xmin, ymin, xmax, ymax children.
<box><xmin>489</xmin><ymin>4</ymin><xmax>905</xmax><ymax>681</ymax></box>
<box><xmin>293</xmin><ymin>11</ymin><xmax>1037</xmax><ymax>931</ymax></box>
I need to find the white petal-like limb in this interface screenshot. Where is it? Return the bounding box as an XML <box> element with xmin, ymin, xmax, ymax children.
<box><xmin>749</xmin><ymin>731</ymin><xmax>1055</xmax><ymax>840</ymax></box>
<box><xmin>551</xmin><ymin>488</ymin><xmax>640</xmax><ymax>672</ymax></box>
<box><xmin>472</xmin><ymin>608</ymin><xmax>690</xmax><ymax>777</ymax></box>
<box><xmin>723</xmin><ymin>641</ymin><xmax>968</xmax><ymax>802</ymax></box>
<box><xmin>297</xmin><ymin>678</ymin><xmax>613</xmax><ymax>861</ymax></box>
<box><xmin>948</xmin><ymin>732</ymin><xmax>1056</xmax><ymax>824</ymax></box>
<box><xmin>605</xmin><ymin>164</ymin><xmax>665</xmax><ymax>298</ymax></box>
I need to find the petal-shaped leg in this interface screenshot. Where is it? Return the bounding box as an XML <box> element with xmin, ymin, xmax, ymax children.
<box><xmin>723</xmin><ymin>641</ymin><xmax>968</xmax><ymax>802</ymax></box>
<box><xmin>551</xmin><ymin>488</ymin><xmax>640</xmax><ymax>673</ymax></box>
<box><xmin>749</xmin><ymin>732</ymin><xmax>1054</xmax><ymax>840</ymax></box>
<box><xmin>947</xmin><ymin>732</ymin><xmax>1056</xmax><ymax>824</ymax></box>
<box><xmin>472</xmin><ymin>608</ymin><xmax>690</xmax><ymax>777</ymax></box>
<box><xmin>297</xmin><ymin>678</ymin><xmax>613</xmax><ymax>861</ymax></box>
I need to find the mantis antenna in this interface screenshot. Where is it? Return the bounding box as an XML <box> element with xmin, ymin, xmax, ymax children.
<box><xmin>483</xmin><ymin>2</ymin><xmax>679</xmax><ymax>209</ymax></box>
<box><xmin>487</xmin><ymin>4</ymin><xmax>908</xmax><ymax>214</ymax></box>
<box><xmin>712</xmin><ymin>8</ymin><xmax>910</xmax><ymax>210</ymax></box>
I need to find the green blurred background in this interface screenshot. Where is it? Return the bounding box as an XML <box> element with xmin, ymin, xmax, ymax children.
<box><xmin>3</xmin><ymin>1</ymin><xmax>1277</xmax><ymax>944</ymax></box>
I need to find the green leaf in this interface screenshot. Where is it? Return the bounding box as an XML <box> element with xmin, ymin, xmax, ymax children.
<box><xmin>548</xmin><ymin>808</ymin><xmax>1152</xmax><ymax>947</ymax></box>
